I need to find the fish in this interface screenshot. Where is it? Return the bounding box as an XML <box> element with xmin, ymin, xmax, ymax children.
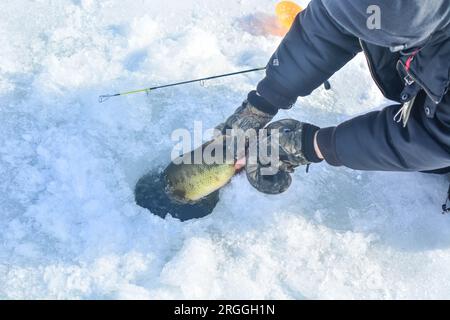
<box><xmin>163</xmin><ymin>136</ymin><xmax>238</xmax><ymax>204</ymax></box>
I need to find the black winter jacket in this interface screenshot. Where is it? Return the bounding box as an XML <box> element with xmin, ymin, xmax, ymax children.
<box><xmin>257</xmin><ymin>0</ymin><xmax>450</xmax><ymax>171</ymax></box>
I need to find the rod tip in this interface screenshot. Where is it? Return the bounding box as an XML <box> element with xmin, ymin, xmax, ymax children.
<box><xmin>98</xmin><ymin>95</ymin><xmax>111</xmax><ymax>103</ymax></box>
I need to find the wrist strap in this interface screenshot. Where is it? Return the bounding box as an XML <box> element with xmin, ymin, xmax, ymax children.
<box><xmin>301</xmin><ymin>123</ymin><xmax>322</xmax><ymax>163</ymax></box>
<box><xmin>247</xmin><ymin>90</ymin><xmax>279</xmax><ymax>116</ymax></box>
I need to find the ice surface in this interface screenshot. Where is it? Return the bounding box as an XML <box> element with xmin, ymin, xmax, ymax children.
<box><xmin>1</xmin><ymin>0</ymin><xmax>450</xmax><ymax>299</ymax></box>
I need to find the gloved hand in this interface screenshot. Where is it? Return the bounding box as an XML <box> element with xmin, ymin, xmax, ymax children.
<box><xmin>216</xmin><ymin>90</ymin><xmax>279</xmax><ymax>134</ymax></box>
<box><xmin>245</xmin><ymin>119</ymin><xmax>322</xmax><ymax>194</ymax></box>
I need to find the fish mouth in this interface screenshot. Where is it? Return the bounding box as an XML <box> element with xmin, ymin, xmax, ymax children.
<box><xmin>163</xmin><ymin>182</ymin><xmax>195</xmax><ymax>205</ymax></box>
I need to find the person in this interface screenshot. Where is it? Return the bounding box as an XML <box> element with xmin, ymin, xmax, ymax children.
<box><xmin>218</xmin><ymin>0</ymin><xmax>450</xmax><ymax>197</ymax></box>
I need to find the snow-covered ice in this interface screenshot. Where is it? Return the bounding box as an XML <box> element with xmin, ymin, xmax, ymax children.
<box><xmin>1</xmin><ymin>0</ymin><xmax>450</xmax><ymax>299</ymax></box>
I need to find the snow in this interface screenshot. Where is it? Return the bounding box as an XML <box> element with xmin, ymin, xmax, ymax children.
<box><xmin>1</xmin><ymin>0</ymin><xmax>450</xmax><ymax>300</ymax></box>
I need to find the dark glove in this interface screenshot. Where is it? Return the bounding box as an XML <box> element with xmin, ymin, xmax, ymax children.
<box><xmin>245</xmin><ymin>119</ymin><xmax>322</xmax><ymax>194</ymax></box>
<box><xmin>216</xmin><ymin>91</ymin><xmax>279</xmax><ymax>133</ymax></box>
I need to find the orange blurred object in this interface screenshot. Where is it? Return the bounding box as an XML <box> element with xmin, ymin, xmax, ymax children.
<box><xmin>276</xmin><ymin>1</ymin><xmax>303</xmax><ymax>29</ymax></box>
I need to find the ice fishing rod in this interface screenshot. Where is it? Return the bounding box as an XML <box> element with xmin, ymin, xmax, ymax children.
<box><xmin>98</xmin><ymin>67</ymin><xmax>331</xmax><ymax>103</ymax></box>
<box><xmin>99</xmin><ymin>67</ymin><xmax>265</xmax><ymax>103</ymax></box>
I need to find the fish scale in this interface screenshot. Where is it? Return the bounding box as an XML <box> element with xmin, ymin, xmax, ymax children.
<box><xmin>164</xmin><ymin>137</ymin><xmax>237</xmax><ymax>204</ymax></box>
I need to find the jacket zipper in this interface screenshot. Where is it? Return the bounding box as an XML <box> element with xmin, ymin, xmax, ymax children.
<box><xmin>360</xmin><ymin>38</ymin><xmax>441</xmax><ymax>105</ymax></box>
<box><xmin>396</xmin><ymin>59</ymin><xmax>440</xmax><ymax>104</ymax></box>
<box><xmin>359</xmin><ymin>39</ymin><xmax>388</xmax><ymax>97</ymax></box>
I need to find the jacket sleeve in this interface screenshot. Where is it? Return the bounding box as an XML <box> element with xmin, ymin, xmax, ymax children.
<box><xmin>317</xmin><ymin>92</ymin><xmax>450</xmax><ymax>171</ymax></box>
<box><xmin>257</xmin><ymin>0</ymin><xmax>362</xmax><ymax>108</ymax></box>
